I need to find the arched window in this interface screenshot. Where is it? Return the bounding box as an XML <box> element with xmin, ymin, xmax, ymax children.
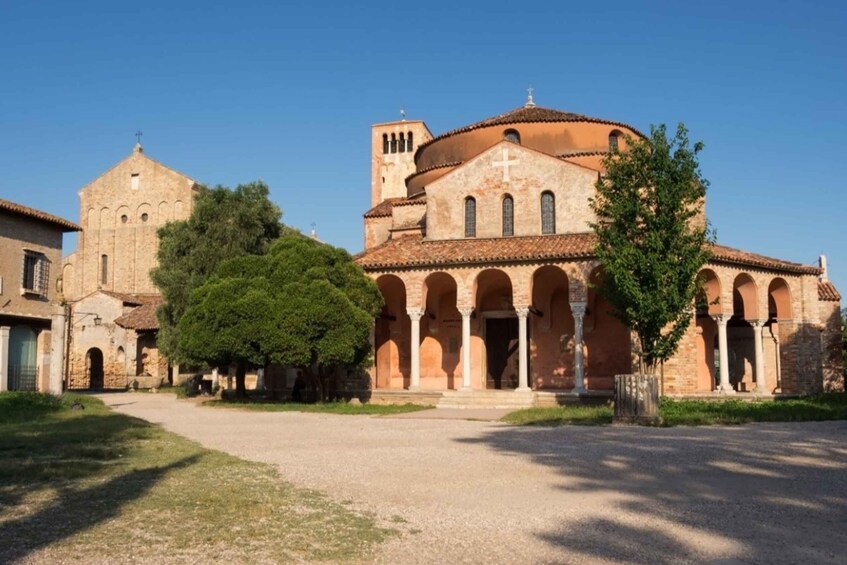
<box><xmin>609</xmin><ymin>131</ymin><xmax>620</xmax><ymax>152</ymax></box>
<box><xmin>399</xmin><ymin>132</ymin><xmax>406</xmax><ymax>153</ymax></box>
<box><xmin>382</xmin><ymin>134</ymin><xmax>389</xmax><ymax>154</ymax></box>
<box><xmin>541</xmin><ymin>192</ymin><xmax>555</xmax><ymax>234</ymax></box>
<box><xmin>100</xmin><ymin>254</ymin><xmax>108</xmax><ymax>285</ymax></box>
<box><xmin>464</xmin><ymin>197</ymin><xmax>476</xmax><ymax>237</ymax></box>
<box><xmin>504</xmin><ymin>129</ymin><xmax>521</xmax><ymax>144</ymax></box>
<box><xmin>390</xmin><ymin>133</ymin><xmax>397</xmax><ymax>154</ymax></box>
<box><xmin>502</xmin><ymin>195</ymin><xmax>514</xmax><ymax>236</ymax></box>
<box><xmin>407</xmin><ymin>132</ymin><xmax>414</xmax><ymax>152</ymax></box>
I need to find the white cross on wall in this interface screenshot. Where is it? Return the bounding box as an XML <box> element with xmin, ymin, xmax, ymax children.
<box><xmin>492</xmin><ymin>147</ymin><xmax>519</xmax><ymax>182</ymax></box>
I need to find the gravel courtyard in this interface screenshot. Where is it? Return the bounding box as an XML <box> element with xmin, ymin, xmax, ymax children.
<box><xmin>100</xmin><ymin>393</ymin><xmax>847</xmax><ymax>565</ymax></box>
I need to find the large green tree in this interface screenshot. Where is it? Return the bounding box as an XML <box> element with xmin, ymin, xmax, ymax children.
<box><xmin>177</xmin><ymin>233</ymin><xmax>382</xmax><ymax>398</ymax></box>
<box><xmin>591</xmin><ymin>123</ymin><xmax>713</xmax><ymax>374</ymax></box>
<box><xmin>152</xmin><ymin>181</ymin><xmax>282</xmax><ymax>361</ymax></box>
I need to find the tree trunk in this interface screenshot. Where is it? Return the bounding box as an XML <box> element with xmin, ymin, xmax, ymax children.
<box><xmin>235</xmin><ymin>361</ymin><xmax>247</xmax><ymax>398</ymax></box>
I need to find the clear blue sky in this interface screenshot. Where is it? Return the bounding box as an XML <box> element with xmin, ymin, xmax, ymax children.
<box><xmin>1</xmin><ymin>1</ymin><xmax>844</xmax><ymax>305</ymax></box>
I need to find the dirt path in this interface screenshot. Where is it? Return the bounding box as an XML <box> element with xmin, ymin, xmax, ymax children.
<box><xmin>100</xmin><ymin>393</ymin><xmax>847</xmax><ymax>564</ymax></box>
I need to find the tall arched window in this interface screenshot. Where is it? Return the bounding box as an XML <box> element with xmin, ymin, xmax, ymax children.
<box><xmin>541</xmin><ymin>192</ymin><xmax>555</xmax><ymax>234</ymax></box>
<box><xmin>100</xmin><ymin>254</ymin><xmax>109</xmax><ymax>285</ymax></box>
<box><xmin>464</xmin><ymin>197</ymin><xmax>476</xmax><ymax>237</ymax></box>
<box><xmin>502</xmin><ymin>195</ymin><xmax>514</xmax><ymax>236</ymax></box>
<box><xmin>407</xmin><ymin>132</ymin><xmax>414</xmax><ymax>152</ymax></box>
<box><xmin>399</xmin><ymin>132</ymin><xmax>406</xmax><ymax>153</ymax></box>
<box><xmin>609</xmin><ymin>131</ymin><xmax>620</xmax><ymax>152</ymax></box>
<box><xmin>382</xmin><ymin>134</ymin><xmax>389</xmax><ymax>154</ymax></box>
<box><xmin>504</xmin><ymin>129</ymin><xmax>521</xmax><ymax>144</ymax></box>
<box><xmin>390</xmin><ymin>133</ymin><xmax>397</xmax><ymax>153</ymax></box>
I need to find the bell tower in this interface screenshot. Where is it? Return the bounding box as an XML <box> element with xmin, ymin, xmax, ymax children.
<box><xmin>371</xmin><ymin>114</ymin><xmax>432</xmax><ymax>207</ymax></box>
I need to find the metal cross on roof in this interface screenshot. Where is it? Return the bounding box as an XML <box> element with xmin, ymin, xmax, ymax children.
<box><xmin>135</xmin><ymin>130</ymin><xmax>143</xmax><ymax>144</ymax></box>
<box><xmin>525</xmin><ymin>86</ymin><xmax>536</xmax><ymax>108</ymax></box>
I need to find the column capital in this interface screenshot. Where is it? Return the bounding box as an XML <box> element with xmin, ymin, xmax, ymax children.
<box><xmin>515</xmin><ymin>305</ymin><xmax>530</xmax><ymax>318</ymax></box>
<box><xmin>571</xmin><ymin>301</ymin><xmax>587</xmax><ymax>318</ymax></box>
<box><xmin>458</xmin><ymin>307</ymin><xmax>474</xmax><ymax>317</ymax></box>
<box><xmin>406</xmin><ymin>308</ymin><xmax>424</xmax><ymax>321</ymax></box>
<box><xmin>751</xmin><ymin>319</ymin><xmax>767</xmax><ymax>329</ymax></box>
<box><xmin>713</xmin><ymin>314</ymin><xmax>729</xmax><ymax>326</ymax></box>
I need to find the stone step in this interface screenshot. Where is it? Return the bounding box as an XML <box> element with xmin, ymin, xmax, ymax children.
<box><xmin>437</xmin><ymin>390</ymin><xmax>535</xmax><ymax>409</ymax></box>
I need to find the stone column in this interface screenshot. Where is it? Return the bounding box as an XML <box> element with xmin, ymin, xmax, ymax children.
<box><xmin>752</xmin><ymin>320</ymin><xmax>767</xmax><ymax>394</ymax></box>
<box><xmin>49</xmin><ymin>312</ymin><xmax>67</xmax><ymax>395</ymax></box>
<box><xmin>715</xmin><ymin>315</ymin><xmax>734</xmax><ymax>393</ymax></box>
<box><xmin>571</xmin><ymin>302</ymin><xmax>587</xmax><ymax>393</ymax></box>
<box><xmin>516</xmin><ymin>306</ymin><xmax>530</xmax><ymax>391</ymax></box>
<box><xmin>459</xmin><ymin>307</ymin><xmax>473</xmax><ymax>391</ymax></box>
<box><xmin>407</xmin><ymin>308</ymin><xmax>423</xmax><ymax>391</ymax></box>
<box><xmin>0</xmin><ymin>326</ymin><xmax>9</xmax><ymax>392</ymax></box>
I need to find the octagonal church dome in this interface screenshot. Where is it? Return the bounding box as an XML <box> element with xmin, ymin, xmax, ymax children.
<box><xmin>407</xmin><ymin>104</ymin><xmax>644</xmax><ymax>195</ymax></box>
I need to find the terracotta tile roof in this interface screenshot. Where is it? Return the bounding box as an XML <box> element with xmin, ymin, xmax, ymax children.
<box><xmin>709</xmin><ymin>244</ymin><xmax>820</xmax><ymax>275</ymax></box>
<box><xmin>416</xmin><ymin>106</ymin><xmax>645</xmax><ymax>156</ymax></box>
<box><xmin>818</xmin><ymin>280</ymin><xmax>841</xmax><ymax>302</ymax></box>
<box><xmin>356</xmin><ymin>233</ymin><xmax>821</xmax><ymax>276</ymax></box>
<box><xmin>0</xmin><ymin>198</ymin><xmax>81</xmax><ymax>231</ymax></box>
<box><xmin>405</xmin><ymin>161</ymin><xmax>463</xmax><ymax>186</ymax></box>
<box><xmin>114</xmin><ymin>296</ymin><xmax>163</xmax><ymax>331</ymax></box>
<box><xmin>363</xmin><ymin>195</ymin><xmax>426</xmax><ymax>218</ymax></box>
<box><xmin>100</xmin><ymin>291</ymin><xmax>161</xmax><ymax>306</ymax></box>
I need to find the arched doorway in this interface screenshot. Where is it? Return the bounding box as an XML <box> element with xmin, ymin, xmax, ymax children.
<box><xmin>421</xmin><ymin>272</ymin><xmax>460</xmax><ymax>389</ymax></box>
<box><xmin>530</xmin><ymin>265</ymin><xmax>570</xmax><ymax>389</ymax></box>
<box><xmin>695</xmin><ymin>269</ymin><xmax>722</xmax><ymax>391</ymax></box>
<box><xmin>374</xmin><ymin>275</ymin><xmax>408</xmax><ymax>389</ymax></box>
<box><xmin>767</xmin><ymin>278</ymin><xmax>792</xmax><ymax>392</ymax></box>
<box><xmin>8</xmin><ymin>326</ymin><xmax>38</xmax><ymax>391</ymax></box>
<box><xmin>87</xmin><ymin>348</ymin><xmax>104</xmax><ymax>390</ymax></box>
<box><xmin>474</xmin><ymin>269</ymin><xmax>518</xmax><ymax>389</ymax></box>
<box><xmin>729</xmin><ymin>274</ymin><xmax>758</xmax><ymax>391</ymax></box>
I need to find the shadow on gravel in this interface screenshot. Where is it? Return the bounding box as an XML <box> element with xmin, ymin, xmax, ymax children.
<box><xmin>457</xmin><ymin>422</ymin><xmax>847</xmax><ymax>564</ymax></box>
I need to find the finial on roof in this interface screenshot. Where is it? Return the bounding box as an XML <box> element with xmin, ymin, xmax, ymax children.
<box><xmin>134</xmin><ymin>130</ymin><xmax>143</xmax><ymax>153</ymax></box>
<box><xmin>819</xmin><ymin>254</ymin><xmax>828</xmax><ymax>281</ymax></box>
<box><xmin>400</xmin><ymin>107</ymin><xmax>407</xmax><ymax>121</ymax></box>
<box><xmin>525</xmin><ymin>86</ymin><xmax>536</xmax><ymax>108</ymax></box>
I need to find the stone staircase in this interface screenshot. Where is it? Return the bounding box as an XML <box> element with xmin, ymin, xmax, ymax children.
<box><xmin>437</xmin><ymin>389</ymin><xmax>536</xmax><ymax>409</ymax></box>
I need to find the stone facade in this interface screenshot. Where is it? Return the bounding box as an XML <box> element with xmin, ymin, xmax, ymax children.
<box><xmin>0</xmin><ymin>199</ymin><xmax>79</xmax><ymax>393</ymax></box>
<box><xmin>61</xmin><ymin>144</ymin><xmax>197</xmax><ymax>389</ymax></box>
<box><xmin>356</xmin><ymin>101</ymin><xmax>843</xmax><ymax>400</ymax></box>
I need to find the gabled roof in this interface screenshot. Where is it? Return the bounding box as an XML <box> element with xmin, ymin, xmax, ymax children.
<box><xmin>356</xmin><ymin>233</ymin><xmax>821</xmax><ymax>276</ymax></box>
<box><xmin>114</xmin><ymin>297</ymin><xmax>162</xmax><ymax>331</ymax></box>
<box><xmin>80</xmin><ymin>145</ymin><xmax>197</xmax><ymax>193</ymax></box>
<box><xmin>818</xmin><ymin>280</ymin><xmax>841</xmax><ymax>302</ymax></box>
<box><xmin>416</xmin><ymin>105</ymin><xmax>645</xmax><ymax>157</ymax></box>
<box><xmin>0</xmin><ymin>198</ymin><xmax>81</xmax><ymax>232</ymax></box>
<box><xmin>364</xmin><ymin>195</ymin><xmax>426</xmax><ymax>218</ymax></box>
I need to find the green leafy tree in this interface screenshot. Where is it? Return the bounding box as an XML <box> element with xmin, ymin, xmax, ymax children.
<box><xmin>591</xmin><ymin>123</ymin><xmax>713</xmax><ymax>375</ymax></box>
<box><xmin>152</xmin><ymin>181</ymin><xmax>282</xmax><ymax>362</ymax></box>
<box><xmin>177</xmin><ymin>234</ymin><xmax>382</xmax><ymax>398</ymax></box>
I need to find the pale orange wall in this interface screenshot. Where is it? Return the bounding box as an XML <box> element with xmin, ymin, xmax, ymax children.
<box><xmin>371</xmin><ymin>120</ymin><xmax>432</xmax><ymax>206</ymax></box>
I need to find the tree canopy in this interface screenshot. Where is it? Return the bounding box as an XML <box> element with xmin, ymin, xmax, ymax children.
<box><xmin>176</xmin><ymin>234</ymin><xmax>382</xmax><ymax>397</ymax></box>
<box><xmin>591</xmin><ymin>123</ymin><xmax>713</xmax><ymax>374</ymax></box>
<box><xmin>152</xmin><ymin>181</ymin><xmax>282</xmax><ymax>361</ymax></box>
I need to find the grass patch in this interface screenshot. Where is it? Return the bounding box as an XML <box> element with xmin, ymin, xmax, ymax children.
<box><xmin>205</xmin><ymin>397</ymin><xmax>432</xmax><ymax>415</ymax></box>
<box><xmin>503</xmin><ymin>394</ymin><xmax>847</xmax><ymax>427</ymax></box>
<box><xmin>0</xmin><ymin>392</ymin><xmax>396</xmax><ymax>563</ymax></box>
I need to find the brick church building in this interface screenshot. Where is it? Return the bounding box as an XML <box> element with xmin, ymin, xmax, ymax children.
<box><xmin>356</xmin><ymin>95</ymin><xmax>843</xmax><ymax>406</ymax></box>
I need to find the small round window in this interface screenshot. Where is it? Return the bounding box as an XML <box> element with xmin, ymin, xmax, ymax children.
<box><xmin>120</xmin><ymin>214</ymin><xmax>128</xmax><ymax>224</ymax></box>
<box><xmin>504</xmin><ymin>129</ymin><xmax>521</xmax><ymax>144</ymax></box>
<box><xmin>141</xmin><ymin>213</ymin><xmax>149</xmax><ymax>222</ymax></box>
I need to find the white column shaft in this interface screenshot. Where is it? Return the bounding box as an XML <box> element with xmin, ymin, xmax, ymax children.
<box><xmin>716</xmin><ymin>316</ymin><xmax>733</xmax><ymax>393</ymax></box>
<box><xmin>0</xmin><ymin>326</ymin><xmax>9</xmax><ymax>392</ymax></box>
<box><xmin>516</xmin><ymin>307</ymin><xmax>530</xmax><ymax>391</ymax></box>
<box><xmin>460</xmin><ymin>308</ymin><xmax>472</xmax><ymax>390</ymax></box>
<box><xmin>572</xmin><ymin>302</ymin><xmax>586</xmax><ymax>393</ymax></box>
<box><xmin>407</xmin><ymin>309</ymin><xmax>422</xmax><ymax>391</ymax></box>
<box><xmin>753</xmin><ymin>321</ymin><xmax>767</xmax><ymax>393</ymax></box>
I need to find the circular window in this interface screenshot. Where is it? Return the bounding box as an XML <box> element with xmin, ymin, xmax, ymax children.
<box><xmin>121</xmin><ymin>214</ymin><xmax>128</xmax><ymax>224</ymax></box>
<box><xmin>141</xmin><ymin>213</ymin><xmax>149</xmax><ymax>222</ymax></box>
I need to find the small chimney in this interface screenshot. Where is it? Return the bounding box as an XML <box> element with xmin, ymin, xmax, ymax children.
<box><xmin>819</xmin><ymin>254</ymin><xmax>828</xmax><ymax>281</ymax></box>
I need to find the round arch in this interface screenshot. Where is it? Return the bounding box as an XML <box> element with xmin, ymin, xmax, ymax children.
<box><xmin>86</xmin><ymin>347</ymin><xmax>104</xmax><ymax>390</ymax></box>
<box><xmin>473</xmin><ymin>269</ymin><xmax>513</xmax><ymax>310</ymax></box>
<box><xmin>767</xmin><ymin>278</ymin><xmax>792</xmax><ymax>321</ymax></box>
<box><xmin>697</xmin><ymin>269</ymin><xmax>722</xmax><ymax>316</ymax></box>
<box><xmin>374</xmin><ymin>274</ymin><xmax>409</xmax><ymax>390</ymax></box>
<box><xmin>732</xmin><ymin>273</ymin><xmax>759</xmax><ymax>320</ymax></box>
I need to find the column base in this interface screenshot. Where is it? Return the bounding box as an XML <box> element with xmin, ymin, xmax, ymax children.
<box><xmin>460</xmin><ymin>385</ymin><xmax>473</xmax><ymax>392</ymax></box>
<box><xmin>408</xmin><ymin>385</ymin><xmax>421</xmax><ymax>392</ymax></box>
<box><xmin>754</xmin><ymin>385</ymin><xmax>771</xmax><ymax>395</ymax></box>
<box><xmin>570</xmin><ymin>386</ymin><xmax>586</xmax><ymax>394</ymax></box>
<box><xmin>515</xmin><ymin>386</ymin><xmax>531</xmax><ymax>393</ymax></box>
<box><xmin>716</xmin><ymin>384</ymin><xmax>736</xmax><ymax>394</ymax></box>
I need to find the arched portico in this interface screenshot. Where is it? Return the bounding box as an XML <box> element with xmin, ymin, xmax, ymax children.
<box><xmin>374</xmin><ymin>274</ymin><xmax>409</xmax><ymax>390</ymax></box>
<box><xmin>695</xmin><ymin>269</ymin><xmax>721</xmax><ymax>391</ymax></box>
<box><xmin>728</xmin><ymin>274</ymin><xmax>760</xmax><ymax>392</ymax></box>
<box><xmin>530</xmin><ymin>265</ymin><xmax>571</xmax><ymax>389</ymax></box>
<box><xmin>420</xmin><ymin>272</ymin><xmax>460</xmax><ymax>389</ymax></box>
<box><xmin>86</xmin><ymin>347</ymin><xmax>104</xmax><ymax>390</ymax></box>
<box><xmin>766</xmin><ymin>278</ymin><xmax>792</xmax><ymax>393</ymax></box>
<box><xmin>584</xmin><ymin>267</ymin><xmax>631</xmax><ymax>391</ymax></box>
<box><xmin>473</xmin><ymin>269</ymin><xmax>522</xmax><ymax>390</ymax></box>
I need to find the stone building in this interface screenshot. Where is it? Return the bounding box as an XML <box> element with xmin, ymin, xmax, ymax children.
<box><xmin>355</xmin><ymin>96</ymin><xmax>843</xmax><ymax>406</ymax></box>
<box><xmin>61</xmin><ymin>143</ymin><xmax>198</xmax><ymax>389</ymax></box>
<box><xmin>0</xmin><ymin>198</ymin><xmax>79</xmax><ymax>393</ymax></box>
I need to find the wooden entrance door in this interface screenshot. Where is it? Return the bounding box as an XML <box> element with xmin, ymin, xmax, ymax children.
<box><xmin>485</xmin><ymin>317</ymin><xmax>519</xmax><ymax>389</ymax></box>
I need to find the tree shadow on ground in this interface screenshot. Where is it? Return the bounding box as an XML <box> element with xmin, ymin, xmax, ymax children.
<box><xmin>0</xmin><ymin>454</ymin><xmax>198</xmax><ymax>562</ymax></box>
<box><xmin>457</xmin><ymin>421</ymin><xmax>847</xmax><ymax>564</ymax></box>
